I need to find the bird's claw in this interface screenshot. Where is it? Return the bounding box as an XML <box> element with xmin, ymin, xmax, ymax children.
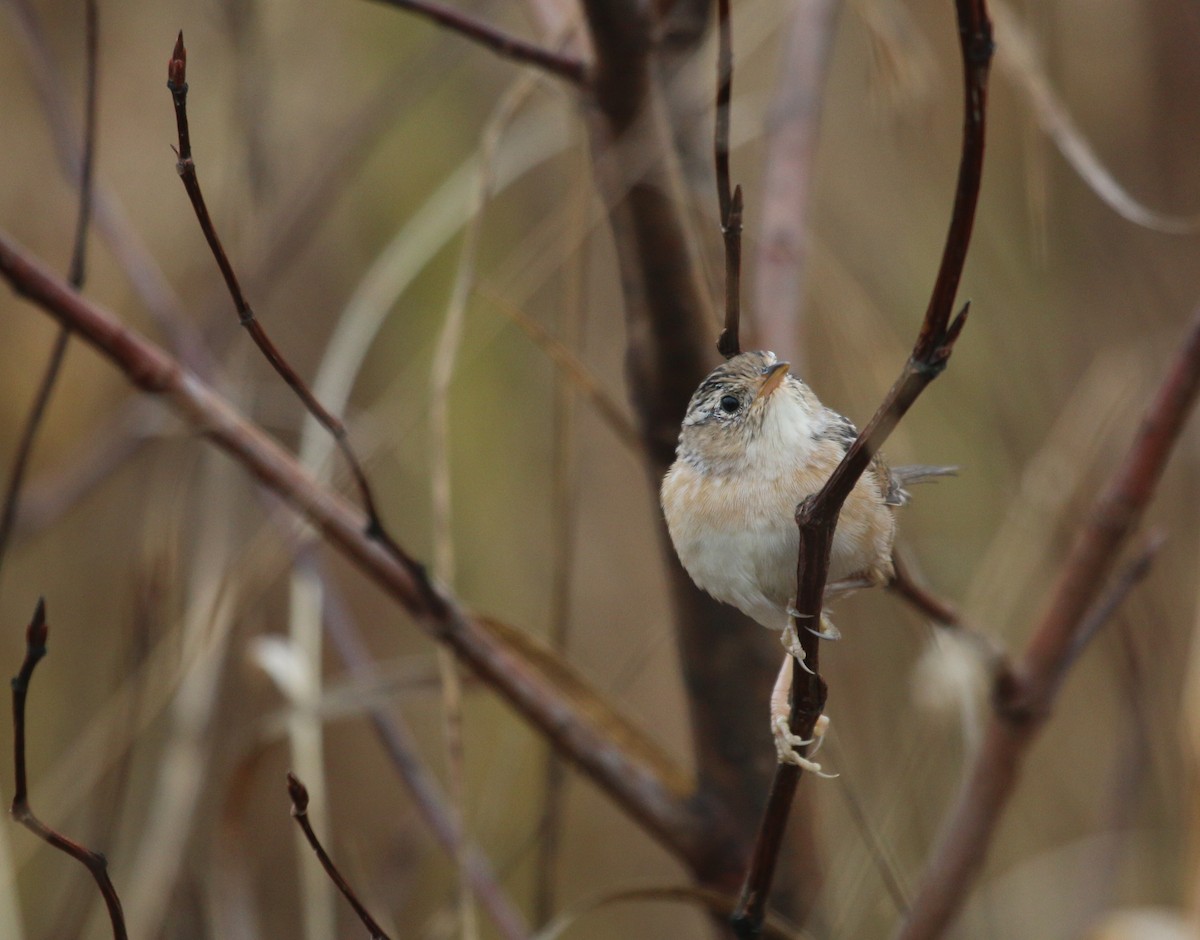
<box><xmin>779</xmin><ymin>617</ymin><xmax>814</xmax><ymax>673</ymax></box>
<box><xmin>806</xmin><ymin>613</ymin><xmax>841</xmax><ymax>641</ymax></box>
<box><xmin>772</xmin><ymin>714</ymin><xmax>836</xmax><ymax>777</ymax></box>
<box><xmin>785</xmin><ymin>606</ymin><xmax>841</xmax><ymax>642</ymax></box>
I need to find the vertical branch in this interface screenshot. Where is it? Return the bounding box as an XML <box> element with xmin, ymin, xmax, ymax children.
<box><xmin>10</xmin><ymin>600</ymin><xmax>129</xmax><ymax>940</ymax></box>
<box><xmin>733</xmin><ymin>1</ymin><xmax>993</xmax><ymax>932</ymax></box>
<box><xmin>714</xmin><ymin>0</ymin><xmax>742</xmax><ymax>359</ymax></box>
<box><xmin>0</xmin><ymin>0</ymin><xmax>98</xmax><ymax>577</ymax></box>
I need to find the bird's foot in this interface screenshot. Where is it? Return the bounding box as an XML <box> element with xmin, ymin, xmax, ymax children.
<box><xmin>780</xmin><ymin>616</ymin><xmax>813</xmax><ymax>673</ymax></box>
<box><xmin>772</xmin><ymin>713</ymin><xmax>836</xmax><ymax>776</ymax></box>
<box><xmin>786</xmin><ymin>605</ymin><xmax>841</xmax><ymax>641</ymax></box>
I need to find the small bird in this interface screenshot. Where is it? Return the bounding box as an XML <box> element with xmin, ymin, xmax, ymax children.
<box><xmin>661</xmin><ymin>350</ymin><xmax>949</xmax><ymax>770</ymax></box>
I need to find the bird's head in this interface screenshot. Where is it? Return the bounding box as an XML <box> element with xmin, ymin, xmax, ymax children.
<box><xmin>675</xmin><ymin>350</ymin><xmax>819</xmax><ymax>475</ymax></box>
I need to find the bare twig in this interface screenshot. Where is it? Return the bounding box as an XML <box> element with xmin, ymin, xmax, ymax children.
<box><xmin>165</xmin><ymin>34</ymin><xmax>434</xmax><ymax>592</ymax></box>
<box><xmin>0</xmin><ymin>229</ymin><xmax>744</xmax><ymax>883</ymax></box>
<box><xmin>10</xmin><ymin>600</ymin><xmax>128</xmax><ymax>940</ymax></box>
<box><xmin>895</xmin><ymin>305</ymin><xmax>1200</xmax><ymax>939</ymax></box>
<box><xmin>286</xmin><ymin>773</ymin><xmax>393</xmax><ymax>940</ymax></box>
<box><xmin>0</xmin><ymin>0</ymin><xmax>97</xmax><ymax>579</ymax></box>
<box><xmin>732</xmin><ymin>1</ymin><xmax>993</xmax><ymax>932</ymax></box>
<box><xmin>714</xmin><ymin>0</ymin><xmax>742</xmax><ymax>359</ymax></box>
<box><xmin>367</xmin><ymin>0</ymin><xmax>586</xmax><ymax>85</ymax></box>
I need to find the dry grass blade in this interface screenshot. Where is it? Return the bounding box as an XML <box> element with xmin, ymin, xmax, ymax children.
<box><xmin>992</xmin><ymin>0</ymin><xmax>1200</xmax><ymax>235</ymax></box>
<box><xmin>428</xmin><ymin>73</ymin><xmax>539</xmax><ymax>940</ymax></box>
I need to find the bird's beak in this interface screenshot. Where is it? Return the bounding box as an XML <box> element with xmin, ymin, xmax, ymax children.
<box><xmin>754</xmin><ymin>361</ymin><xmax>790</xmax><ymax>402</ymax></box>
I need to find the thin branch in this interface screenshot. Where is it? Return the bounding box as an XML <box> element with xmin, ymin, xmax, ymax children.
<box><xmin>10</xmin><ymin>600</ymin><xmax>128</xmax><ymax>940</ymax></box>
<box><xmin>714</xmin><ymin>0</ymin><xmax>742</xmax><ymax>359</ymax></box>
<box><xmin>286</xmin><ymin>773</ymin><xmax>393</xmax><ymax>940</ymax></box>
<box><xmin>367</xmin><ymin>0</ymin><xmax>586</xmax><ymax>85</ymax></box>
<box><xmin>0</xmin><ymin>0</ymin><xmax>98</xmax><ymax>578</ymax></box>
<box><xmin>895</xmin><ymin>304</ymin><xmax>1200</xmax><ymax>939</ymax></box>
<box><xmin>0</xmin><ymin>228</ymin><xmax>740</xmax><ymax>883</ymax></box>
<box><xmin>165</xmin><ymin>34</ymin><xmax>433</xmax><ymax>593</ymax></box>
<box><xmin>732</xmin><ymin>1</ymin><xmax>993</xmax><ymax>932</ymax></box>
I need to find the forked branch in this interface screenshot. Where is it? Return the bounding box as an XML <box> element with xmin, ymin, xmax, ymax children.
<box><xmin>732</xmin><ymin>1</ymin><xmax>993</xmax><ymax>932</ymax></box>
<box><xmin>10</xmin><ymin>600</ymin><xmax>128</xmax><ymax>940</ymax></box>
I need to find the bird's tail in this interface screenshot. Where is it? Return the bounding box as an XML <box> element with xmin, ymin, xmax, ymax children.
<box><xmin>885</xmin><ymin>464</ymin><xmax>957</xmax><ymax>506</ymax></box>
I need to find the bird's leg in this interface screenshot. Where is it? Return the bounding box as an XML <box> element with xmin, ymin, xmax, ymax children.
<box><xmin>770</xmin><ymin>654</ymin><xmax>835</xmax><ymax>776</ymax></box>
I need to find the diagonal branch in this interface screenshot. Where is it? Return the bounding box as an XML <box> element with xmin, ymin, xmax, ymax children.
<box><xmin>286</xmin><ymin>773</ymin><xmax>393</xmax><ymax>940</ymax></box>
<box><xmin>165</xmin><ymin>34</ymin><xmax>430</xmax><ymax>592</ymax></box>
<box><xmin>0</xmin><ymin>228</ymin><xmax>745</xmax><ymax>885</ymax></box>
<box><xmin>732</xmin><ymin>1</ymin><xmax>994</xmax><ymax>932</ymax></box>
<box><xmin>367</xmin><ymin>0</ymin><xmax>586</xmax><ymax>85</ymax></box>
<box><xmin>895</xmin><ymin>303</ymin><xmax>1200</xmax><ymax>939</ymax></box>
<box><xmin>10</xmin><ymin>599</ymin><xmax>128</xmax><ymax>940</ymax></box>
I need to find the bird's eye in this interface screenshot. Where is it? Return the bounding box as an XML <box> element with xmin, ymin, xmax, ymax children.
<box><xmin>719</xmin><ymin>394</ymin><xmax>740</xmax><ymax>414</ymax></box>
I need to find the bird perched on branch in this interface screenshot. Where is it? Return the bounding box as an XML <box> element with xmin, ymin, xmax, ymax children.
<box><xmin>660</xmin><ymin>350</ymin><xmax>950</xmax><ymax>772</ymax></box>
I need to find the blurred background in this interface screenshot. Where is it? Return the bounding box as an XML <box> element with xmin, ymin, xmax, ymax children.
<box><xmin>1</xmin><ymin>0</ymin><xmax>1200</xmax><ymax>937</ymax></box>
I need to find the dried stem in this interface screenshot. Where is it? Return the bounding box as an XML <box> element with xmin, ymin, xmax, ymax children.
<box><xmin>10</xmin><ymin>599</ymin><xmax>128</xmax><ymax>940</ymax></box>
<box><xmin>732</xmin><ymin>1</ymin><xmax>993</xmax><ymax>932</ymax></box>
<box><xmin>895</xmin><ymin>304</ymin><xmax>1200</xmax><ymax>939</ymax></box>
<box><xmin>367</xmin><ymin>0</ymin><xmax>586</xmax><ymax>85</ymax></box>
<box><xmin>0</xmin><ymin>0</ymin><xmax>97</xmax><ymax>578</ymax></box>
<box><xmin>714</xmin><ymin>0</ymin><xmax>742</xmax><ymax>359</ymax></box>
<box><xmin>165</xmin><ymin>34</ymin><xmax>421</xmax><ymax>572</ymax></box>
<box><xmin>286</xmin><ymin>773</ymin><xmax>393</xmax><ymax>940</ymax></box>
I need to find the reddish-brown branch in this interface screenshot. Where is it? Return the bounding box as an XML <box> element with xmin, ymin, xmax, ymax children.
<box><xmin>0</xmin><ymin>229</ymin><xmax>743</xmax><ymax>883</ymax></box>
<box><xmin>10</xmin><ymin>600</ymin><xmax>128</xmax><ymax>940</ymax></box>
<box><xmin>368</xmin><ymin>0</ymin><xmax>586</xmax><ymax>85</ymax></box>
<box><xmin>0</xmin><ymin>0</ymin><xmax>98</xmax><ymax>576</ymax></box>
<box><xmin>165</xmin><ymin>34</ymin><xmax>431</xmax><ymax>588</ymax></box>
<box><xmin>287</xmin><ymin>773</ymin><xmax>393</xmax><ymax>940</ymax></box>
<box><xmin>732</xmin><ymin>1</ymin><xmax>993</xmax><ymax>932</ymax></box>
<box><xmin>895</xmin><ymin>306</ymin><xmax>1200</xmax><ymax>939</ymax></box>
